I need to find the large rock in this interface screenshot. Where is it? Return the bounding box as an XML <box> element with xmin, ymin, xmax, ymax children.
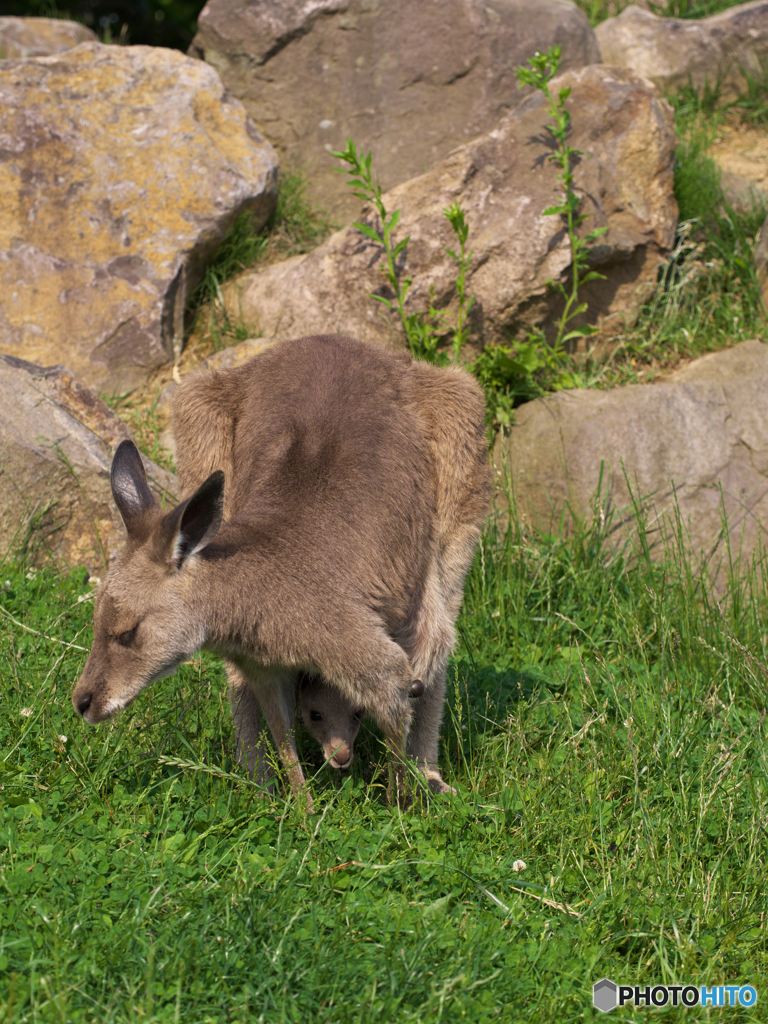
<box><xmin>707</xmin><ymin>124</ymin><xmax>768</xmax><ymax>215</ymax></box>
<box><xmin>0</xmin><ymin>356</ymin><xmax>177</xmax><ymax>572</ymax></box>
<box><xmin>222</xmin><ymin>65</ymin><xmax>677</xmax><ymax>354</ymax></box>
<box><xmin>190</xmin><ymin>0</ymin><xmax>601</xmax><ymax>222</ymax></box>
<box><xmin>0</xmin><ymin>43</ymin><xmax>279</xmax><ymax>395</ymax></box>
<box><xmin>495</xmin><ymin>340</ymin><xmax>768</xmax><ymax>586</ymax></box>
<box><xmin>596</xmin><ymin>2</ymin><xmax>768</xmax><ymax>102</ymax></box>
<box><xmin>0</xmin><ymin>17</ymin><xmax>97</xmax><ymax>58</ymax></box>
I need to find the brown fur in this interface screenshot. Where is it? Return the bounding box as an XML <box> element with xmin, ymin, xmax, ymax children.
<box><xmin>72</xmin><ymin>335</ymin><xmax>490</xmax><ymax>807</ymax></box>
<box><xmin>296</xmin><ymin>357</ymin><xmax>492</xmax><ymax>785</ymax></box>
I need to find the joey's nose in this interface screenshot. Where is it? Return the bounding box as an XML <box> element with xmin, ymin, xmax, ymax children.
<box><xmin>77</xmin><ymin>693</ymin><xmax>92</xmax><ymax>715</ymax></box>
<box><xmin>330</xmin><ymin>744</ymin><xmax>352</xmax><ymax>768</ymax></box>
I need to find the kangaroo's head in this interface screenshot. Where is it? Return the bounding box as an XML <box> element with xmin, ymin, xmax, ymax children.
<box><xmin>72</xmin><ymin>440</ymin><xmax>224</xmax><ymax>724</ymax></box>
<box><xmin>297</xmin><ymin>674</ymin><xmax>364</xmax><ymax>770</ymax></box>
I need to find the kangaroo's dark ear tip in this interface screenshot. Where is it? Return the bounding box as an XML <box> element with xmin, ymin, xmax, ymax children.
<box><xmin>199</xmin><ymin>469</ymin><xmax>225</xmax><ymax>508</ymax></box>
<box><xmin>111</xmin><ymin>438</ymin><xmax>143</xmax><ymax>476</ymax></box>
<box><xmin>111</xmin><ymin>437</ymin><xmax>156</xmax><ymax>528</ymax></box>
<box><xmin>113</xmin><ymin>438</ymin><xmax>141</xmax><ymax>463</ymax></box>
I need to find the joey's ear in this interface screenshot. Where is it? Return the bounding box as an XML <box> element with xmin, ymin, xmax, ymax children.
<box><xmin>163</xmin><ymin>470</ymin><xmax>224</xmax><ymax>569</ymax></box>
<box><xmin>111</xmin><ymin>439</ymin><xmax>158</xmax><ymax>534</ymax></box>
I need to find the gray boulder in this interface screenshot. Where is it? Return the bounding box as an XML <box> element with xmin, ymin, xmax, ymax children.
<box><xmin>0</xmin><ymin>356</ymin><xmax>176</xmax><ymax>572</ymax></box>
<box><xmin>495</xmin><ymin>339</ymin><xmax>768</xmax><ymax>587</ymax></box>
<box><xmin>596</xmin><ymin>2</ymin><xmax>768</xmax><ymax>102</ymax></box>
<box><xmin>190</xmin><ymin>0</ymin><xmax>601</xmax><ymax>221</ymax></box>
<box><xmin>222</xmin><ymin>65</ymin><xmax>677</xmax><ymax>354</ymax></box>
<box><xmin>0</xmin><ymin>17</ymin><xmax>97</xmax><ymax>58</ymax></box>
<box><xmin>0</xmin><ymin>43</ymin><xmax>279</xmax><ymax>395</ymax></box>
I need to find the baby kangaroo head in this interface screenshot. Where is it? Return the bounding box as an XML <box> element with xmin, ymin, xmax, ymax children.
<box><xmin>72</xmin><ymin>440</ymin><xmax>224</xmax><ymax>724</ymax></box>
<box><xmin>297</xmin><ymin>675</ymin><xmax>364</xmax><ymax>770</ymax></box>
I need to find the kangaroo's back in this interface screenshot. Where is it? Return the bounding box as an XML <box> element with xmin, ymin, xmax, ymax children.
<box><xmin>175</xmin><ymin>335</ymin><xmax>421</xmax><ymax>508</ymax></box>
<box><xmin>172</xmin><ymin>335</ymin><xmax>437</xmax><ymax>623</ymax></box>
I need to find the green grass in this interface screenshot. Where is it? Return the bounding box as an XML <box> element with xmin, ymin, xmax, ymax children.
<box><xmin>2</xmin><ymin>494</ymin><xmax>768</xmax><ymax>1022</ymax></box>
<box><xmin>574</xmin><ymin>0</ymin><xmax>750</xmax><ymax>27</ymax></box>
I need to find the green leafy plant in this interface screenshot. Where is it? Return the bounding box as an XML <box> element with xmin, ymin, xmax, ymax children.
<box><xmin>332</xmin><ymin>129</ymin><xmax>585</xmax><ymax>430</ymax></box>
<box><xmin>469</xmin><ymin>45</ymin><xmax>612</xmax><ymax>428</ymax></box>
<box><xmin>104</xmin><ymin>390</ymin><xmax>176</xmax><ymax>473</ymax></box>
<box><xmin>732</xmin><ymin>55</ymin><xmax>768</xmax><ymax>127</ymax></box>
<box><xmin>332</xmin><ymin>138</ymin><xmax>474</xmax><ymax>365</ymax></box>
<box><xmin>471</xmin><ymin>337</ymin><xmax>581</xmax><ymax>430</ymax></box>
<box><xmin>579</xmin><ymin>99</ymin><xmax>767</xmax><ymax>390</ymax></box>
<box><xmin>442</xmin><ymin>203</ymin><xmax>476</xmax><ymax>361</ymax></box>
<box><xmin>516</xmin><ymin>46</ymin><xmax>608</xmax><ymax>351</ymax></box>
<box><xmin>648</xmin><ymin>0</ymin><xmax>746</xmax><ymax>16</ymax></box>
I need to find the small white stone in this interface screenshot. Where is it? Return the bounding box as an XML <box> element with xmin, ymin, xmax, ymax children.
<box><xmin>318</xmin><ymin>119</ymin><xmax>334</xmax><ymax>130</ymax></box>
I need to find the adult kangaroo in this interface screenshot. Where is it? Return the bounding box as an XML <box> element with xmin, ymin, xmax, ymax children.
<box><xmin>72</xmin><ymin>335</ymin><xmax>490</xmax><ymax>807</ymax></box>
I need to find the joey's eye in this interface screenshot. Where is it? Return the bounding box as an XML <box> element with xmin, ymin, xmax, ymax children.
<box><xmin>309</xmin><ymin>711</ymin><xmax>322</xmax><ymax>723</ymax></box>
<box><xmin>115</xmin><ymin>623</ymin><xmax>139</xmax><ymax>647</ymax></box>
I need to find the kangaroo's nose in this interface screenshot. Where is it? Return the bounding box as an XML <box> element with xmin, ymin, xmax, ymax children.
<box><xmin>77</xmin><ymin>693</ymin><xmax>92</xmax><ymax>715</ymax></box>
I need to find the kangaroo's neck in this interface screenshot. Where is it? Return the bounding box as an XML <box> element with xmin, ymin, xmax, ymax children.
<box><xmin>186</xmin><ymin>520</ymin><xmax>282</xmax><ymax>660</ymax></box>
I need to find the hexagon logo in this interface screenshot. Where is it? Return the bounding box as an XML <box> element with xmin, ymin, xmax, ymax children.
<box><xmin>593</xmin><ymin>978</ymin><xmax>618</xmax><ymax>1013</ymax></box>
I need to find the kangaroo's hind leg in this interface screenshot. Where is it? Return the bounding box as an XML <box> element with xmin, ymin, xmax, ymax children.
<box><xmin>403</xmin><ymin>572</ymin><xmax>458</xmax><ymax>795</ymax></box>
<box><xmin>404</xmin><ymin>521</ymin><xmax>486</xmax><ymax>796</ymax></box>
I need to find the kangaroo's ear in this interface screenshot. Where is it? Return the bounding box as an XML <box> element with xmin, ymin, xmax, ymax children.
<box><xmin>163</xmin><ymin>471</ymin><xmax>225</xmax><ymax>570</ymax></box>
<box><xmin>111</xmin><ymin>439</ymin><xmax>158</xmax><ymax>535</ymax></box>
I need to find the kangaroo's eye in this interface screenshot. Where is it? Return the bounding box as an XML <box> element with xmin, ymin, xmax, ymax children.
<box><xmin>115</xmin><ymin>623</ymin><xmax>139</xmax><ymax>647</ymax></box>
<box><xmin>309</xmin><ymin>711</ymin><xmax>322</xmax><ymax>723</ymax></box>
